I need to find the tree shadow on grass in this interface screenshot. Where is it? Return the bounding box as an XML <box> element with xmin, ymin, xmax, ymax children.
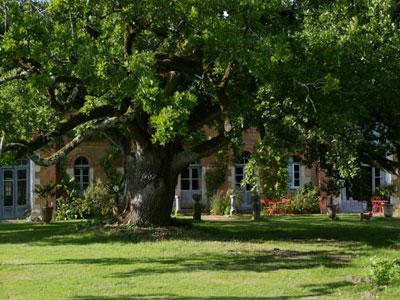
<box><xmin>3</xmin><ymin>246</ymin><xmax>353</xmax><ymax>272</ymax></box>
<box><xmin>70</xmin><ymin>296</ymin><xmax>321</xmax><ymax>300</ymax></box>
<box><xmin>188</xmin><ymin>216</ymin><xmax>400</xmax><ymax>248</ymax></box>
<box><xmin>71</xmin><ymin>296</ymin><xmax>303</xmax><ymax>300</ymax></box>
<box><xmin>0</xmin><ymin>216</ymin><xmax>399</xmax><ymax>249</ymax></box>
<box><xmin>53</xmin><ymin>247</ymin><xmax>351</xmax><ymax>277</ymax></box>
<box><xmin>70</xmin><ymin>281</ymin><xmax>354</xmax><ymax>299</ymax></box>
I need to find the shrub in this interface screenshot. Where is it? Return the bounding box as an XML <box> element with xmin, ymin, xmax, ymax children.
<box><xmin>210</xmin><ymin>190</ymin><xmax>241</xmax><ymax>215</ymax></box>
<box><xmin>210</xmin><ymin>191</ymin><xmax>229</xmax><ymax>215</ymax></box>
<box><xmin>56</xmin><ymin>201</ymin><xmax>80</xmax><ymax>220</ymax></box>
<box><xmin>370</xmin><ymin>256</ymin><xmax>400</xmax><ymax>286</ymax></box>
<box><xmin>55</xmin><ymin>174</ymin><xmax>82</xmax><ymax>220</ymax></box>
<box><xmin>205</xmin><ymin>149</ymin><xmax>228</xmax><ymax>209</ymax></box>
<box><xmin>276</xmin><ymin>184</ymin><xmax>320</xmax><ymax>214</ymax></box>
<box><xmin>374</xmin><ymin>184</ymin><xmax>397</xmax><ymax>201</ymax></box>
<box><xmin>76</xmin><ymin>179</ymin><xmax>115</xmax><ymax>221</ymax></box>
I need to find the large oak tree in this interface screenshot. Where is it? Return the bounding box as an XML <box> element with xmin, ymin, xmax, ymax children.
<box><xmin>2</xmin><ymin>0</ymin><xmax>398</xmax><ymax>225</ymax></box>
<box><xmin>0</xmin><ymin>0</ymin><xmax>304</xmax><ymax>225</ymax></box>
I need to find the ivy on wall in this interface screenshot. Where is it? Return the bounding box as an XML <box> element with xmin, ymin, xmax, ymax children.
<box><xmin>204</xmin><ymin>148</ymin><xmax>228</xmax><ymax>200</ymax></box>
<box><xmin>243</xmin><ymin>142</ymin><xmax>289</xmax><ymax>200</ymax></box>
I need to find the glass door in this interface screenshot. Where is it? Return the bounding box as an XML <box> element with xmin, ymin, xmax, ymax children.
<box><xmin>2</xmin><ymin>169</ymin><xmax>16</xmax><ymax>219</ymax></box>
<box><xmin>1</xmin><ymin>165</ymin><xmax>29</xmax><ymax>219</ymax></box>
<box><xmin>16</xmin><ymin>169</ymin><xmax>29</xmax><ymax>218</ymax></box>
<box><xmin>234</xmin><ymin>152</ymin><xmax>252</xmax><ymax>208</ymax></box>
<box><xmin>180</xmin><ymin>162</ymin><xmax>202</xmax><ymax>208</ymax></box>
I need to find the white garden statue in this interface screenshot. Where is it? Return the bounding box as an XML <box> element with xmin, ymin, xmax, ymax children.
<box><xmin>230</xmin><ymin>194</ymin><xmax>236</xmax><ymax>216</ymax></box>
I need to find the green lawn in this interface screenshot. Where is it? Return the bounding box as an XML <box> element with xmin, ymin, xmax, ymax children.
<box><xmin>1</xmin><ymin>215</ymin><xmax>399</xmax><ymax>299</ymax></box>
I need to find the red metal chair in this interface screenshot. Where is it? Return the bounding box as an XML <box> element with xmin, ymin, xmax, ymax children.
<box><xmin>260</xmin><ymin>199</ymin><xmax>274</xmax><ymax>215</ymax></box>
<box><xmin>371</xmin><ymin>196</ymin><xmax>384</xmax><ymax>215</ymax></box>
<box><xmin>260</xmin><ymin>198</ymin><xmax>289</xmax><ymax>215</ymax></box>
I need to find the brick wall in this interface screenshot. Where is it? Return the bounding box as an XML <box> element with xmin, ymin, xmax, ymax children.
<box><xmin>63</xmin><ymin>140</ymin><xmax>123</xmax><ymax>182</ymax></box>
<box><xmin>34</xmin><ymin>140</ymin><xmax>122</xmax><ymax>209</ymax></box>
<box><xmin>34</xmin><ymin>128</ymin><xmax>322</xmax><ymax>209</ymax></box>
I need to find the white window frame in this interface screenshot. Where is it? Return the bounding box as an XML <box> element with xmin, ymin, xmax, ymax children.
<box><xmin>289</xmin><ymin>162</ymin><xmax>301</xmax><ymax>189</ymax></box>
<box><xmin>74</xmin><ymin>157</ymin><xmax>90</xmax><ymax>194</ymax></box>
<box><xmin>372</xmin><ymin>167</ymin><xmax>384</xmax><ymax>193</ymax></box>
<box><xmin>180</xmin><ymin>161</ymin><xmax>202</xmax><ymax>192</ymax></box>
<box><xmin>234</xmin><ymin>152</ymin><xmax>251</xmax><ymax>192</ymax></box>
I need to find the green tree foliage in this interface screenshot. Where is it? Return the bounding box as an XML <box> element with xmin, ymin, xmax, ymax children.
<box><xmin>290</xmin><ymin>0</ymin><xmax>400</xmax><ymax>176</ymax></box>
<box><xmin>0</xmin><ymin>0</ymin><xmax>308</xmax><ymax>225</ymax></box>
<box><xmin>1</xmin><ymin>0</ymin><xmax>399</xmax><ymax>224</ymax></box>
<box><xmin>0</xmin><ymin>0</ymin><xmax>298</xmax><ymax>153</ymax></box>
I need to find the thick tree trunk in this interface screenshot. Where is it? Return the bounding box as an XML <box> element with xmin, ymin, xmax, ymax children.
<box><xmin>123</xmin><ymin>145</ymin><xmax>179</xmax><ymax>226</ymax></box>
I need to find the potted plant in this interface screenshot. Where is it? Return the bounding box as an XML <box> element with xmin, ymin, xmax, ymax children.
<box><xmin>35</xmin><ymin>183</ymin><xmax>56</xmax><ymax>223</ymax></box>
<box><xmin>322</xmin><ymin>179</ymin><xmax>340</xmax><ymax>219</ymax></box>
<box><xmin>376</xmin><ymin>184</ymin><xmax>396</xmax><ymax>218</ymax></box>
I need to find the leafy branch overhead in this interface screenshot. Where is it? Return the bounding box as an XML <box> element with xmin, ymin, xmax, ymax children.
<box><xmin>2</xmin><ymin>0</ymin><xmax>288</xmax><ymax>166</ymax></box>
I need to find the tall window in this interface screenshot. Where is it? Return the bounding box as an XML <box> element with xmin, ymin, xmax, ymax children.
<box><xmin>374</xmin><ymin>168</ymin><xmax>381</xmax><ymax>190</ymax></box>
<box><xmin>180</xmin><ymin>161</ymin><xmax>201</xmax><ymax>191</ymax></box>
<box><xmin>3</xmin><ymin>170</ymin><xmax>13</xmax><ymax>207</ymax></box>
<box><xmin>74</xmin><ymin>157</ymin><xmax>90</xmax><ymax>193</ymax></box>
<box><xmin>289</xmin><ymin>158</ymin><xmax>301</xmax><ymax>189</ymax></box>
<box><xmin>235</xmin><ymin>152</ymin><xmax>251</xmax><ymax>191</ymax></box>
<box><xmin>17</xmin><ymin>169</ymin><xmax>27</xmax><ymax>206</ymax></box>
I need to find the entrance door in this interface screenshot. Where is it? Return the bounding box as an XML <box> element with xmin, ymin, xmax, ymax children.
<box><xmin>345</xmin><ymin>166</ymin><xmax>375</xmax><ymax>202</ymax></box>
<box><xmin>234</xmin><ymin>152</ymin><xmax>252</xmax><ymax>208</ymax></box>
<box><xmin>16</xmin><ymin>168</ymin><xmax>29</xmax><ymax>217</ymax></box>
<box><xmin>1</xmin><ymin>163</ymin><xmax>30</xmax><ymax>219</ymax></box>
<box><xmin>2</xmin><ymin>169</ymin><xmax>16</xmax><ymax>219</ymax></box>
<box><xmin>180</xmin><ymin>162</ymin><xmax>202</xmax><ymax>208</ymax></box>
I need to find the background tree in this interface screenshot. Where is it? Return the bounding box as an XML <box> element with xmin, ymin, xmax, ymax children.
<box><xmin>244</xmin><ymin>0</ymin><xmax>400</xmax><ymax>200</ymax></box>
<box><xmin>292</xmin><ymin>0</ymin><xmax>400</xmax><ymax>177</ymax></box>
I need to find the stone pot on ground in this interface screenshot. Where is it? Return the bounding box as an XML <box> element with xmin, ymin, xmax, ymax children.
<box><xmin>252</xmin><ymin>194</ymin><xmax>261</xmax><ymax>221</ymax></box>
<box><xmin>193</xmin><ymin>194</ymin><xmax>202</xmax><ymax>221</ymax></box>
<box><xmin>326</xmin><ymin>204</ymin><xmax>337</xmax><ymax>219</ymax></box>
<box><xmin>41</xmin><ymin>207</ymin><xmax>54</xmax><ymax>224</ymax></box>
<box><xmin>383</xmin><ymin>202</ymin><xmax>394</xmax><ymax>218</ymax></box>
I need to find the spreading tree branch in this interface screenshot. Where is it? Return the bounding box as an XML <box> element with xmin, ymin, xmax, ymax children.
<box><xmin>124</xmin><ymin>23</ymin><xmax>141</xmax><ymax>60</ymax></box>
<box><xmin>164</xmin><ymin>71</ymin><xmax>182</xmax><ymax>96</ymax></box>
<box><xmin>47</xmin><ymin>75</ymin><xmax>87</xmax><ymax>111</ymax></box>
<box><xmin>155</xmin><ymin>53</ymin><xmax>203</xmax><ymax>77</ymax></box>
<box><xmin>216</xmin><ymin>62</ymin><xmax>233</xmax><ymax>132</ymax></box>
<box><xmin>172</xmin><ymin>133</ymin><xmax>229</xmax><ymax>172</ymax></box>
<box><xmin>0</xmin><ymin>70</ymin><xmax>32</xmax><ymax>86</ymax></box>
<box><xmin>2</xmin><ymin>104</ymin><xmax>127</xmax><ymax>155</ymax></box>
<box><xmin>25</xmin><ymin>110</ymin><xmax>136</xmax><ymax>166</ymax></box>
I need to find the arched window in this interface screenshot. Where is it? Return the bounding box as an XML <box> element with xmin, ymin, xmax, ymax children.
<box><xmin>74</xmin><ymin>157</ymin><xmax>90</xmax><ymax>193</ymax></box>
<box><xmin>236</xmin><ymin>151</ymin><xmax>251</xmax><ymax>165</ymax></box>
